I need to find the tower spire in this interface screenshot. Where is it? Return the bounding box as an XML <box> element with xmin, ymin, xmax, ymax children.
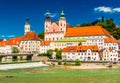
<box><xmin>60</xmin><ymin>10</ymin><xmax>65</xmax><ymax>19</ymax></box>
<box><xmin>25</xmin><ymin>17</ymin><xmax>30</xmax><ymax>25</ymax></box>
<box><xmin>46</xmin><ymin>10</ymin><xmax>50</xmax><ymax>19</ymax></box>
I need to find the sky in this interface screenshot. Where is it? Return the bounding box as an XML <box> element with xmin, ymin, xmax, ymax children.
<box><xmin>1</xmin><ymin>0</ymin><xmax>120</xmax><ymax>39</ymax></box>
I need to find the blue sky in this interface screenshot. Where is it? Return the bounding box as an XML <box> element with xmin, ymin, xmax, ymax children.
<box><xmin>0</xmin><ymin>0</ymin><xmax>120</xmax><ymax>39</ymax></box>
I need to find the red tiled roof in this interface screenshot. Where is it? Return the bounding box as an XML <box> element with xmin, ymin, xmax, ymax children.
<box><xmin>117</xmin><ymin>40</ymin><xmax>120</xmax><ymax>43</ymax></box>
<box><xmin>77</xmin><ymin>45</ymin><xmax>99</xmax><ymax>51</ymax></box>
<box><xmin>22</xmin><ymin>31</ymin><xmax>40</xmax><ymax>40</ymax></box>
<box><xmin>0</xmin><ymin>36</ymin><xmax>24</xmax><ymax>46</ymax></box>
<box><xmin>104</xmin><ymin>38</ymin><xmax>117</xmax><ymax>43</ymax></box>
<box><xmin>65</xmin><ymin>26</ymin><xmax>112</xmax><ymax>37</ymax></box>
<box><xmin>6</xmin><ymin>36</ymin><xmax>24</xmax><ymax>45</ymax></box>
<box><xmin>41</xmin><ymin>40</ymin><xmax>51</xmax><ymax>46</ymax></box>
<box><xmin>0</xmin><ymin>41</ymin><xmax>7</xmax><ymax>46</ymax></box>
<box><xmin>62</xmin><ymin>46</ymin><xmax>77</xmax><ymax>52</ymax></box>
<box><xmin>62</xmin><ymin>45</ymin><xmax>99</xmax><ymax>52</ymax></box>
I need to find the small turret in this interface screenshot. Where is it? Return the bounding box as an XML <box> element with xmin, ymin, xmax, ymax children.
<box><xmin>60</xmin><ymin>10</ymin><xmax>65</xmax><ymax>19</ymax></box>
<box><xmin>59</xmin><ymin>10</ymin><xmax>66</xmax><ymax>34</ymax></box>
<box><xmin>46</xmin><ymin>10</ymin><xmax>51</xmax><ymax>20</ymax></box>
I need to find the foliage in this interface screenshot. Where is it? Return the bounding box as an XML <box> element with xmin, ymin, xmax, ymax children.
<box><xmin>58</xmin><ymin>61</ymin><xmax>62</xmax><ymax>65</ymax></box>
<box><xmin>37</xmin><ymin>50</ymin><xmax>53</xmax><ymax>59</ymax></box>
<box><xmin>95</xmin><ymin>17</ymin><xmax>120</xmax><ymax>39</ymax></box>
<box><xmin>37</xmin><ymin>53</ymin><xmax>46</xmax><ymax>56</ymax></box>
<box><xmin>75</xmin><ymin>59</ymin><xmax>81</xmax><ymax>66</ymax></box>
<box><xmin>80</xmin><ymin>22</ymin><xmax>93</xmax><ymax>27</ymax></box>
<box><xmin>78</xmin><ymin>42</ymin><xmax>82</xmax><ymax>46</ymax></box>
<box><xmin>12</xmin><ymin>47</ymin><xmax>19</xmax><ymax>53</ymax></box>
<box><xmin>56</xmin><ymin>49</ymin><xmax>62</xmax><ymax>59</ymax></box>
<box><xmin>74</xmin><ymin>16</ymin><xmax>120</xmax><ymax>39</ymax></box>
<box><xmin>46</xmin><ymin>49</ymin><xmax>53</xmax><ymax>59</ymax></box>
<box><xmin>38</xmin><ymin>31</ymin><xmax>44</xmax><ymax>40</ymax></box>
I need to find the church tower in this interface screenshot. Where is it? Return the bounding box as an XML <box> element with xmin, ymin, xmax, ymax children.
<box><xmin>44</xmin><ymin>11</ymin><xmax>52</xmax><ymax>41</ymax></box>
<box><xmin>24</xmin><ymin>17</ymin><xmax>30</xmax><ymax>35</ymax></box>
<box><xmin>59</xmin><ymin>10</ymin><xmax>66</xmax><ymax>34</ymax></box>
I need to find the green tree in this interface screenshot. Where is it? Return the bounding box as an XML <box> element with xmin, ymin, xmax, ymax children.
<box><xmin>12</xmin><ymin>47</ymin><xmax>19</xmax><ymax>53</ymax></box>
<box><xmin>78</xmin><ymin>42</ymin><xmax>82</xmax><ymax>46</ymax></box>
<box><xmin>38</xmin><ymin>31</ymin><xmax>44</xmax><ymax>40</ymax></box>
<box><xmin>80</xmin><ymin>23</ymin><xmax>92</xmax><ymax>27</ymax></box>
<box><xmin>46</xmin><ymin>49</ymin><xmax>53</xmax><ymax>59</ymax></box>
<box><xmin>75</xmin><ymin>59</ymin><xmax>81</xmax><ymax>66</ymax></box>
<box><xmin>56</xmin><ymin>49</ymin><xmax>62</xmax><ymax>59</ymax></box>
<box><xmin>102</xmin><ymin>16</ymin><xmax>104</xmax><ymax>22</ymax></box>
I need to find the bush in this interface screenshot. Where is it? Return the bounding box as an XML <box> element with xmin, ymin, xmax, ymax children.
<box><xmin>75</xmin><ymin>59</ymin><xmax>81</xmax><ymax>66</ymax></box>
<box><xmin>58</xmin><ymin>61</ymin><xmax>62</xmax><ymax>65</ymax></box>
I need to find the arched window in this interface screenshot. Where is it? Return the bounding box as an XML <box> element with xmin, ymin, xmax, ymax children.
<box><xmin>61</xmin><ymin>23</ymin><xmax>62</xmax><ymax>26</ymax></box>
<box><xmin>46</xmin><ymin>25</ymin><xmax>47</xmax><ymax>28</ymax></box>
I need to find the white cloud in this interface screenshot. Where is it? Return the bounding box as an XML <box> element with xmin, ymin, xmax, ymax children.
<box><xmin>44</xmin><ymin>11</ymin><xmax>57</xmax><ymax>18</ymax></box>
<box><xmin>94</xmin><ymin>6</ymin><xmax>112</xmax><ymax>13</ymax></box>
<box><xmin>94</xmin><ymin>6</ymin><xmax>120</xmax><ymax>13</ymax></box>
<box><xmin>7</xmin><ymin>35</ymin><xmax>15</xmax><ymax>38</ymax></box>
<box><xmin>113</xmin><ymin>8</ymin><xmax>120</xmax><ymax>12</ymax></box>
<box><xmin>50</xmin><ymin>13</ymin><xmax>57</xmax><ymax>18</ymax></box>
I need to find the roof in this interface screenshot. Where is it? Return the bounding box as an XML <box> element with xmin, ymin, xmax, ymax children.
<box><xmin>0</xmin><ymin>40</ymin><xmax>7</xmax><ymax>46</ymax></box>
<box><xmin>62</xmin><ymin>45</ymin><xmax>99</xmax><ymax>52</ymax></box>
<box><xmin>62</xmin><ymin>46</ymin><xmax>77</xmax><ymax>52</ymax></box>
<box><xmin>104</xmin><ymin>38</ymin><xmax>117</xmax><ymax>43</ymax></box>
<box><xmin>6</xmin><ymin>36</ymin><xmax>24</xmax><ymax>45</ymax></box>
<box><xmin>65</xmin><ymin>26</ymin><xmax>112</xmax><ymax>37</ymax></box>
<box><xmin>22</xmin><ymin>31</ymin><xmax>40</xmax><ymax>40</ymax></box>
<box><xmin>0</xmin><ymin>36</ymin><xmax>24</xmax><ymax>46</ymax></box>
<box><xmin>40</xmin><ymin>40</ymin><xmax>51</xmax><ymax>46</ymax></box>
<box><xmin>0</xmin><ymin>39</ymin><xmax>4</xmax><ymax>42</ymax></box>
<box><xmin>117</xmin><ymin>40</ymin><xmax>120</xmax><ymax>43</ymax></box>
<box><xmin>77</xmin><ymin>45</ymin><xmax>99</xmax><ymax>51</ymax></box>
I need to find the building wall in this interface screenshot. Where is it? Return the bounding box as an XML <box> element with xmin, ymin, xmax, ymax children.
<box><xmin>20</xmin><ymin>40</ymin><xmax>40</xmax><ymax>53</ymax></box>
<box><xmin>62</xmin><ymin>49</ymin><xmax>100</xmax><ymax>61</ymax></box>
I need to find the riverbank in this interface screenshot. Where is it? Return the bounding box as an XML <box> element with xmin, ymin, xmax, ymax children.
<box><xmin>0</xmin><ymin>62</ymin><xmax>48</xmax><ymax>70</ymax></box>
<box><xmin>49</xmin><ymin>62</ymin><xmax>120</xmax><ymax>70</ymax></box>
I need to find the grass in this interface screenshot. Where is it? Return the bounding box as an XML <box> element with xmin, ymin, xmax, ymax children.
<box><xmin>0</xmin><ymin>67</ymin><xmax>120</xmax><ymax>83</ymax></box>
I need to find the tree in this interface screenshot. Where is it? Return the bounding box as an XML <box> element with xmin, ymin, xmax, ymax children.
<box><xmin>80</xmin><ymin>23</ymin><xmax>92</xmax><ymax>27</ymax></box>
<box><xmin>46</xmin><ymin>49</ymin><xmax>53</xmax><ymax>59</ymax></box>
<box><xmin>78</xmin><ymin>42</ymin><xmax>82</xmax><ymax>46</ymax></box>
<box><xmin>38</xmin><ymin>31</ymin><xmax>44</xmax><ymax>40</ymax></box>
<box><xmin>12</xmin><ymin>47</ymin><xmax>19</xmax><ymax>53</ymax></box>
<box><xmin>75</xmin><ymin>59</ymin><xmax>81</xmax><ymax>66</ymax></box>
<box><xmin>56</xmin><ymin>49</ymin><xmax>62</xmax><ymax>59</ymax></box>
<box><xmin>102</xmin><ymin>16</ymin><xmax>104</xmax><ymax>22</ymax></box>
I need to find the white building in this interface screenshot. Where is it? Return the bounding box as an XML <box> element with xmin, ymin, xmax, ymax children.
<box><xmin>100</xmin><ymin>48</ymin><xmax>118</xmax><ymax>62</ymax></box>
<box><xmin>62</xmin><ymin>45</ymin><xmax>100</xmax><ymax>61</ymax></box>
<box><xmin>19</xmin><ymin>31</ymin><xmax>40</xmax><ymax>53</ymax></box>
<box><xmin>39</xmin><ymin>41</ymin><xmax>51</xmax><ymax>53</ymax></box>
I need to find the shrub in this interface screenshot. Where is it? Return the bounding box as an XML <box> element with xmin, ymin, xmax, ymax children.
<box><xmin>58</xmin><ymin>61</ymin><xmax>62</xmax><ymax>65</ymax></box>
<box><xmin>75</xmin><ymin>59</ymin><xmax>81</xmax><ymax>66</ymax></box>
